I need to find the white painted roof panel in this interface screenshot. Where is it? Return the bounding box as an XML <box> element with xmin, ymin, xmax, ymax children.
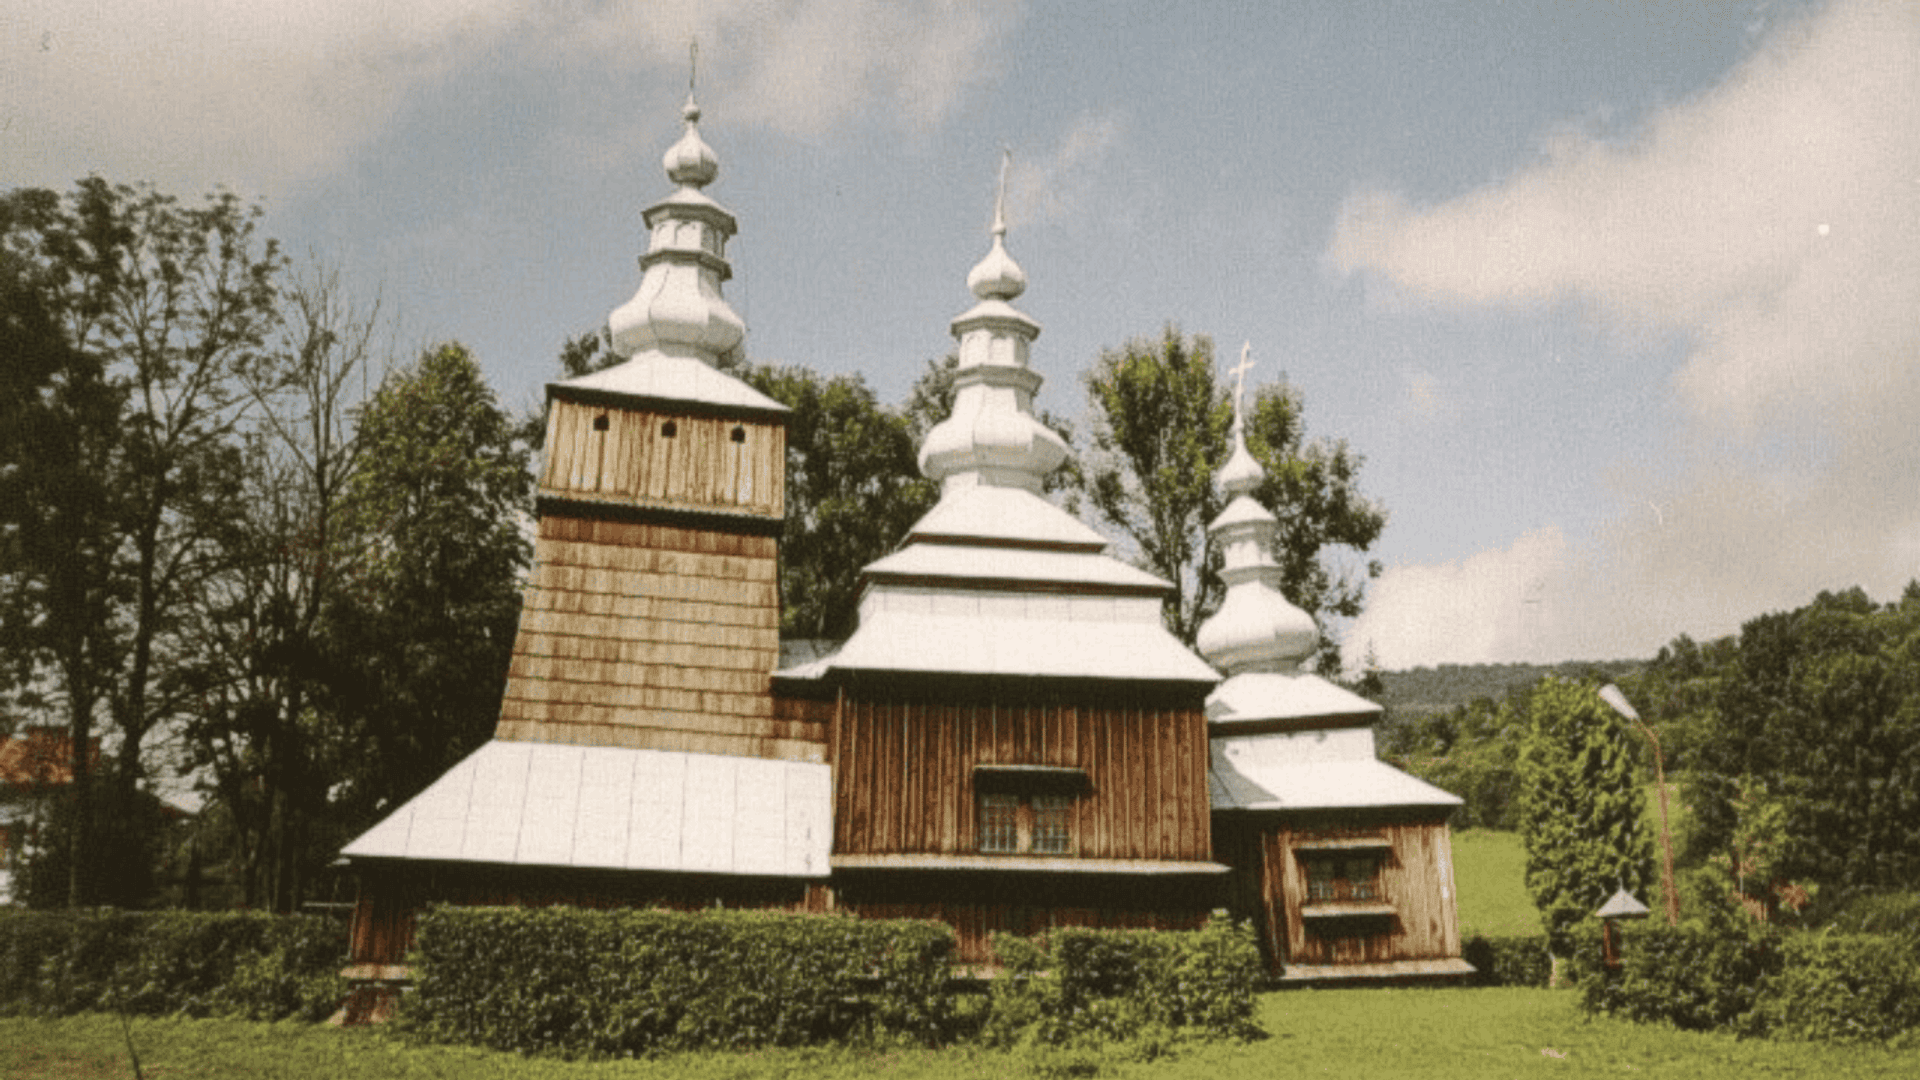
<box><xmin>1209</xmin><ymin>737</ymin><xmax>1462</xmax><ymax>811</ymax></box>
<box><xmin>828</xmin><ymin>611</ymin><xmax>1220</xmax><ymax>682</ymax></box>
<box><xmin>559</xmin><ymin>354</ymin><xmax>787</xmax><ymax>413</ymax></box>
<box><xmin>1207</xmin><ymin>672</ymin><xmax>1383</xmax><ymax>725</ymax></box>
<box><xmin>905</xmin><ymin>484</ymin><xmax>1108</xmax><ymax>549</ymax></box>
<box><xmin>341</xmin><ymin>740</ymin><xmax>831</xmax><ymax>877</ymax></box>
<box><xmin>865</xmin><ymin>543</ymin><xmax>1170</xmax><ymax>590</ymax></box>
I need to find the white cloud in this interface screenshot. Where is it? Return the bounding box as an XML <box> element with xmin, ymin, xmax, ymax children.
<box><xmin>2</xmin><ymin>0</ymin><xmax>1025</xmax><ymax>198</ymax></box>
<box><xmin>1350</xmin><ymin>528</ymin><xmax>1571</xmax><ymax>670</ymax></box>
<box><xmin>1331</xmin><ymin>0</ymin><xmax>1920</xmax><ymax>666</ymax></box>
<box><xmin>1007</xmin><ymin>112</ymin><xmax>1126</xmax><ymax>229</ymax></box>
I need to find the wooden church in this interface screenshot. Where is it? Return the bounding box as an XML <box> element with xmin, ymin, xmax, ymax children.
<box><xmin>338</xmin><ymin>93</ymin><xmax>1470</xmax><ymax>987</ymax></box>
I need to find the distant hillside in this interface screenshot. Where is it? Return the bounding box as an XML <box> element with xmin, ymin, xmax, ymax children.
<box><xmin>1376</xmin><ymin>659</ymin><xmax>1643</xmax><ymax>718</ymax></box>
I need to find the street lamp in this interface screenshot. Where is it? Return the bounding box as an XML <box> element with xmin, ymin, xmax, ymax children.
<box><xmin>1599</xmin><ymin>684</ymin><xmax>1679</xmax><ymax>927</ymax></box>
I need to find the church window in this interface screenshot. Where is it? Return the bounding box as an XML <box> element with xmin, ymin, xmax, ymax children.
<box><xmin>1031</xmin><ymin>794</ymin><xmax>1073</xmax><ymax>854</ymax></box>
<box><xmin>979</xmin><ymin>794</ymin><xmax>1020</xmax><ymax>853</ymax></box>
<box><xmin>1304</xmin><ymin>854</ymin><xmax>1381</xmax><ymax>902</ymax></box>
<box><xmin>593</xmin><ymin>413</ymin><xmax>610</xmax><ymax>432</ymax></box>
<box><xmin>730</xmin><ymin>425</ymin><xmax>746</xmax><ymax>443</ymax></box>
<box><xmin>661</xmin><ymin>420</ymin><xmax>677</xmax><ymax>438</ymax></box>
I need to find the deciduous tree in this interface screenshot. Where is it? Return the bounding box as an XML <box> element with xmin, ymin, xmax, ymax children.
<box><xmin>0</xmin><ymin>178</ymin><xmax>281</xmax><ymax>905</ymax></box>
<box><xmin>1080</xmin><ymin>327</ymin><xmax>1384</xmax><ymax>668</ymax></box>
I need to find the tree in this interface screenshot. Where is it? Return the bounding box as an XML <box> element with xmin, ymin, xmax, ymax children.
<box><xmin>1514</xmin><ymin>676</ymin><xmax>1655</xmax><ymax>957</ymax></box>
<box><xmin>181</xmin><ymin>265</ymin><xmax>384</xmax><ymax>909</ymax></box>
<box><xmin>0</xmin><ymin>178</ymin><xmax>282</xmax><ymax>905</ymax></box>
<box><xmin>321</xmin><ymin>342</ymin><xmax>532</xmax><ymax>828</ymax></box>
<box><xmin>1080</xmin><ymin>326</ymin><xmax>1385</xmax><ymax>668</ymax></box>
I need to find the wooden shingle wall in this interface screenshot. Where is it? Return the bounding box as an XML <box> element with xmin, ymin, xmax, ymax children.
<box><xmin>541</xmin><ymin>399</ymin><xmax>784</xmax><ymax>520</ymax></box>
<box><xmin>832</xmin><ymin>691</ymin><xmax>1211</xmax><ymax>862</ymax></box>
<box><xmin>497</xmin><ymin>514</ymin><xmax>824</xmax><ymax>762</ymax></box>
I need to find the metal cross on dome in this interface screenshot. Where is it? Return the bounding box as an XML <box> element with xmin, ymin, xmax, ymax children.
<box><xmin>1228</xmin><ymin>341</ymin><xmax>1255</xmax><ymax>431</ymax></box>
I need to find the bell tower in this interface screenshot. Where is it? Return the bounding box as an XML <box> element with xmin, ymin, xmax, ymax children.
<box><xmin>495</xmin><ymin>91</ymin><xmax>815</xmax><ymax>763</ymax></box>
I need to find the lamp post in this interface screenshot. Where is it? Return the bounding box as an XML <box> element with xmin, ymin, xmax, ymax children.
<box><xmin>1599</xmin><ymin>684</ymin><xmax>1679</xmax><ymax>927</ymax></box>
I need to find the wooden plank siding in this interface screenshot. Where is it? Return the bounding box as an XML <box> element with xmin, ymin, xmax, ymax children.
<box><xmin>1215</xmin><ymin>811</ymin><xmax>1462</xmax><ymax>975</ymax></box>
<box><xmin>496</xmin><ymin>514</ymin><xmax>825</xmax><ymax>762</ymax></box>
<box><xmin>832</xmin><ymin>690</ymin><xmax>1211</xmax><ymax>862</ymax></box>
<box><xmin>841</xmin><ymin>896</ymin><xmax>1210</xmax><ymax>967</ymax></box>
<box><xmin>540</xmin><ymin>399</ymin><xmax>784</xmax><ymax>520</ymax></box>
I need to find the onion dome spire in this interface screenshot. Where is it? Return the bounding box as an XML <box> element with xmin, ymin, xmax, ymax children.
<box><xmin>606</xmin><ymin>52</ymin><xmax>746</xmax><ymax>367</ymax></box>
<box><xmin>1196</xmin><ymin>343</ymin><xmax>1320</xmax><ymax>674</ymax></box>
<box><xmin>919</xmin><ymin>150</ymin><xmax>1068</xmax><ymax>494</ymax></box>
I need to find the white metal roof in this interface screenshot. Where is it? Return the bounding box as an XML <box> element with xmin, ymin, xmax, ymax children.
<box><xmin>827</xmin><ymin>611</ymin><xmax>1220</xmax><ymax>682</ymax></box>
<box><xmin>1209</xmin><ymin>731</ymin><xmax>1462</xmax><ymax>812</ymax></box>
<box><xmin>340</xmin><ymin>740</ymin><xmax>831</xmax><ymax>877</ymax></box>
<box><xmin>1207</xmin><ymin>672</ymin><xmax>1383</xmax><ymax>726</ymax></box>
<box><xmin>903</xmin><ymin>484</ymin><xmax>1108</xmax><ymax>549</ymax></box>
<box><xmin>558</xmin><ymin>354</ymin><xmax>787</xmax><ymax>414</ymax></box>
<box><xmin>864</xmin><ymin>543</ymin><xmax>1170</xmax><ymax>591</ymax></box>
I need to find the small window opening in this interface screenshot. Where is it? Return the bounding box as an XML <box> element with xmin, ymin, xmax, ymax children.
<box><xmin>730</xmin><ymin>425</ymin><xmax>746</xmax><ymax>443</ymax></box>
<box><xmin>592</xmin><ymin>413</ymin><xmax>610</xmax><ymax>432</ymax></box>
<box><xmin>661</xmin><ymin>420</ymin><xmax>677</xmax><ymax>438</ymax></box>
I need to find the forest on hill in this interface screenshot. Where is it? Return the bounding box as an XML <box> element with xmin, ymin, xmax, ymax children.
<box><xmin>1374</xmin><ymin>660</ymin><xmax>1643</xmax><ymax>718</ymax></box>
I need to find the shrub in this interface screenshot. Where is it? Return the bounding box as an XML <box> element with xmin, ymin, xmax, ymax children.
<box><xmin>1463</xmin><ymin>934</ymin><xmax>1551</xmax><ymax>987</ymax></box>
<box><xmin>982</xmin><ymin>920</ymin><xmax>1263</xmax><ymax>1050</ymax></box>
<box><xmin>1748</xmin><ymin>933</ymin><xmax>1920</xmax><ymax>1043</ymax></box>
<box><xmin>1577</xmin><ymin>921</ymin><xmax>1782</xmax><ymax>1032</ymax></box>
<box><xmin>0</xmin><ymin>909</ymin><xmax>347</xmax><ymax>1021</ymax></box>
<box><xmin>402</xmin><ymin>906</ymin><xmax>956</xmax><ymax>1056</ymax></box>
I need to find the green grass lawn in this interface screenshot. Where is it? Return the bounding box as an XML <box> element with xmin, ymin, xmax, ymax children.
<box><xmin>7</xmin><ymin>990</ymin><xmax>1918</xmax><ymax>1079</ymax></box>
<box><xmin>1451</xmin><ymin>828</ymin><xmax>1541</xmax><ymax>938</ymax></box>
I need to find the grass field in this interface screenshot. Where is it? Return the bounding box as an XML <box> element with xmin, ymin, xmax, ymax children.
<box><xmin>7</xmin><ymin>989</ymin><xmax>1918</xmax><ymax>1079</ymax></box>
<box><xmin>1451</xmin><ymin>828</ymin><xmax>1541</xmax><ymax>938</ymax></box>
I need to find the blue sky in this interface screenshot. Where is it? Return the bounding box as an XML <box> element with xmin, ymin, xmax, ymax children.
<box><xmin>7</xmin><ymin>1</ymin><xmax>1916</xmax><ymax>670</ymax></box>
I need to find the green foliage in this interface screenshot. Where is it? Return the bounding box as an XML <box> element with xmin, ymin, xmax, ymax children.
<box><xmin>0</xmin><ymin>909</ymin><xmax>347</xmax><ymax>1021</ymax></box>
<box><xmin>1080</xmin><ymin>326</ymin><xmax>1384</xmax><ymax>668</ymax></box>
<box><xmin>1514</xmin><ymin>677</ymin><xmax>1655</xmax><ymax>955</ymax></box>
<box><xmin>982</xmin><ymin>922</ymin><xmax>1264</xmax><ymax>1053</ymax></box>
<box><xmin>1462</xmin><ymin>934</ymin><xmax>1553</xmax><ymax>987</ymax></box>
<box><xmin>403</xmin><ymin>906</ymin><xmax>956</xmax><ymax>1056</ymax></box>
<box><xmin>324</xmin><ymin>341</ymin><xmax>532</xmax><ymax>826</ymax></box>
<box><xmin>1577</xmin><ymin>922</ymin><xmax>1783</xmax><ymax>1033</ymax></box>
<box><xmin>1748</xmin><ymin>934</ymin><xmax>1920</xmax><ymax>1043</ymax></box>
<box><xmin>1</xmin><ymin>177</ymin><xmax>284</xmax><ymax>906</ymax></box>
<box><xmin>740</xmin><ymin>363</ymin><xmax>936</xmax><ymax>641</ymax></box>
<box><xmin>1613</xmin><ymin>586</ymin><xmax>1920</xmax><ymax>911</ymax></box>
<box><xmin>1818</xmin><ymin>890</ymin><xmax>1920</xmax><ymax>941</ymax></box>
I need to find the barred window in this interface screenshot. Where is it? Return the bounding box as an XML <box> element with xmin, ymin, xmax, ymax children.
<box><xmin>1304</xmin><ymin>855</ymin><xmax>1380</xmax><ymax>902</ymax></box>
<box><xmin>1031</xmin><ymin>794</ymin><xmax>1073</xmax><ymax>854</ymax></box>
<box><xmin>979</xmin><ymin>793</ymin><xmax>1021</xmax><ymax>853</ymax></box>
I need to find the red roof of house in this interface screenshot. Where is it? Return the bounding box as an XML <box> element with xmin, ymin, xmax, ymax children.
<box><xmin>0</xmin><ymin>728</ymin><xmax>100</xmax><ymax>788</ymax></box>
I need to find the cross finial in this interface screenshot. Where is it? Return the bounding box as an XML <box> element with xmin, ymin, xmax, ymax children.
<box><xmin>690</xmin><ymin>38</ymin><xmax>699</xmax><ymax>95</ymax></box>
<box><xmin>992</xmin><ymin>147</ymin><xmax>1012</xmax><ymax>238</ymax></box>
<box><xmin>1228</xmin><ymin>341</ymin><xmax>1256</xmax><ymax>431</ymax></box>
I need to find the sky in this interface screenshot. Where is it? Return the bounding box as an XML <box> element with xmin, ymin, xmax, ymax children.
<box><xmin>6</xmin><ymin>0</ymin><xmax>1916</xmax><ymax>672</ymax></box>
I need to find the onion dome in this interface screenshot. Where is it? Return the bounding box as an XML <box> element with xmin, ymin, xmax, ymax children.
<box><xmin>1195</xmin><ymin>344</ymin><xmax>1321</xmax><ymax>674</ymax></box>
<box><xmin>919</xmin><ymin>152</ymin><xmax>1069</xmax><ymax>494</ymax></box>
<box><xmin>607</xmin><ymin>88</ymin><xmax>747</xmax><ymax>366</ymax></box>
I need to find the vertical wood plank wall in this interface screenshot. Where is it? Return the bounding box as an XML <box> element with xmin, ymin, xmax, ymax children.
<box><xmin>1242</xmin><ymin>815</ymin><xmax>1461</xmax><ymax>970</ymax></box>
<box><xmin>832</xmin><ymin>693</ymin><xmax>1211</xmax><ymax>862</ymax></box>
<box><xmin>540</xmin><ymin>399</ymin><xmax>784</xmax><ymax>520</ymax></box>
<box><xmin>497</xmin><ymin>514</ymin><xmax>825</xmax><ymax>762</ymax></box>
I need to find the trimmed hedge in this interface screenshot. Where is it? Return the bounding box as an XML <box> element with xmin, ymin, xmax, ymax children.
<box><xmin>403</xmin><ymin>906</ymin><xmax>956</xmax><ymax>1055</ymax></box>
<box><xmin>1463</xmin><ymin>934</ymin><xmax>1551</xmax><ymax>988</ymax></box>
<box><xmin>1748</xmin><ymin>934</ymin><xmax>1920</xmax><ymax>1043</ymax></box>
<box><xmin>1579</xmin><ymin>922</ymin><xmax>1920</xmax><ymax>1043</ymax></box>
<box><xmin>0</xmin><ymin>909</ymin><xmax>348</xmax><ymax>1021</ymax></box>
<box><xmin>982</xmin><ymin>921</ymin><xmax>1264</xmax><ymax>1050</ymax></box>
<box><xmin>1578</xmin><ymin>922</ymin><xmax>1782</xmax><ymax>1032</ymax></box>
